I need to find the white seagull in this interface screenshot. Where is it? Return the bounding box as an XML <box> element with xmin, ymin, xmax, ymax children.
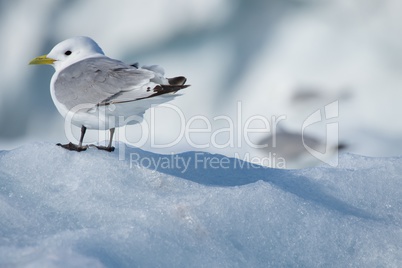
<box><xmin>30</xmin><ymin>36</ymin><xmax>189</xmax><ymax>152</ymax></box>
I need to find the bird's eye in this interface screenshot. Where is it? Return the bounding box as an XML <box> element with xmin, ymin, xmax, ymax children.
<box><xmin>64</xmin><ymin>50</ymin><xmax>72</xmax><ymax>56</ymax></box>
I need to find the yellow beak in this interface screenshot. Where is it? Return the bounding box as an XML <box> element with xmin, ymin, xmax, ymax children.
<box><xmin>29</xmin><ymin>54</ymin><xmax>56</xmax><ymax>65</ymax></box>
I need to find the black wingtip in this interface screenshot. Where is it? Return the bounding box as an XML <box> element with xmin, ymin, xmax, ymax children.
<box><xmin>168</xmin><ymin>76</ymin><xmax>187</xmax><ymax>86</ymax></box>
<box><xmin>130</xmin><ymin>62</ymin><xmax>139</xmax><ymax>68</ymax></box>
<box><xmin>100</xmin><ymin>81</ymin><xmax>190</xmax><ymax>105</ymax></box>
<box><xmin>160</xmin><ymin>84</ymin><xmax>190</xmax><ymax>93</ymax></box>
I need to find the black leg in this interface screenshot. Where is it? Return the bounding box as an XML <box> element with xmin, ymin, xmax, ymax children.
<box><xmin>108</xmin><ymin>128</ymin><xmax>115</xmax><ymax>148</ymax></box>
<box><xmin>57</xmin><ymin>126</ymin><xmax>88</xmax><ymax>152</ymax></box>
<box><xmin>79</xmin><ymin>126</ymin><xmax>86</xmax><ymax>147</ymax></box>
<box><xmin>95</xmin><ymin>128</ymin><xmax>115</xmax><ymax>152</ymax></box>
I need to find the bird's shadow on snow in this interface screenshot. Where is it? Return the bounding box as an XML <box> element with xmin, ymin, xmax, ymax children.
<box><xmin>120</xmin><ymin>145</ymin><xmax>379</xmax><ymax>221</ymax></box>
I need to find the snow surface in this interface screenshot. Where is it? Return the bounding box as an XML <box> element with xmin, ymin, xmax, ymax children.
<box><xmin>0</xmin><ymin>143</ymin><xmax>401</xmax><ymax>267</ymax></box>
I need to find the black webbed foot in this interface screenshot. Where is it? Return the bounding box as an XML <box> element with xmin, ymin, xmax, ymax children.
<box><xmin>56</xmin><ymin>142</ymin><xmax>88</xmax><ymax>152</ymax></box>
<box><xmin>93</xmin><ymin>145</ymin><xmax>115</xmax><ymax>152</ymax></box>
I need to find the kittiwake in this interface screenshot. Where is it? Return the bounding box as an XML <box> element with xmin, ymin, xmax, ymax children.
<box><xmin>29</xmin><ymin>36</ymin><xmax>189</xmax><ymax>152</ymax></box>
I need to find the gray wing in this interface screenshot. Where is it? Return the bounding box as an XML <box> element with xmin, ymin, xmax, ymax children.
<box><xmin>54</xmin><ymin>57</ymin><xmax>155</xmax><ymax>110</ymax></box>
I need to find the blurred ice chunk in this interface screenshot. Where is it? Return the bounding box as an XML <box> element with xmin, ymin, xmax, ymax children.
<box><xmin>257</xmin><ymin>126</ymin><xmax>346</xmax><ymax>168</ymax></box>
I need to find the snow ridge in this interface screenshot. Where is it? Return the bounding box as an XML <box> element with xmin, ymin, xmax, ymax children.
<box><xmin>0</xmin><ymin>143</ymin><xmax>401</xmax><ymax>267</ymax></box>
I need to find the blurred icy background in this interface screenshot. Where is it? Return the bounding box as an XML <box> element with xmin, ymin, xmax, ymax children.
<box><xmin>1</xmin><ymin>0</ymin><xmax>402</xmax><ymax>167</ymax></box>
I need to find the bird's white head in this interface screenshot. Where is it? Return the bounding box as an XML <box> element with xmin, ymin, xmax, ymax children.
<box><xmin>29</xmin><ymin>36</ymin><xmax>105</xmax><ymax>71</ymax></box>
